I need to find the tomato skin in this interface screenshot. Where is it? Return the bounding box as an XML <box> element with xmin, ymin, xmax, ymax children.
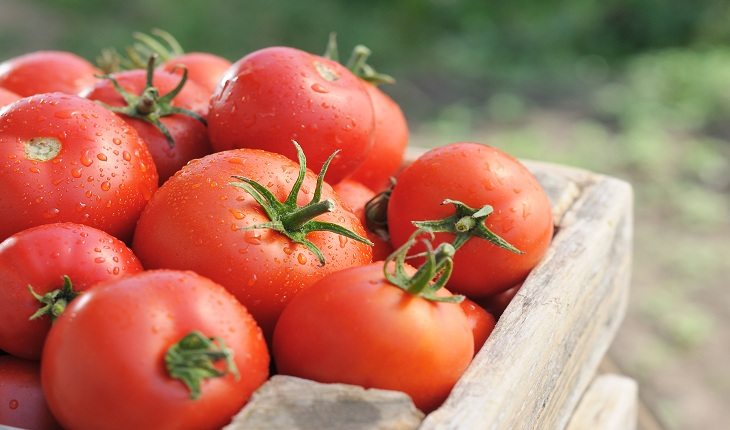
<box><xmin>347</xmin><ymin>84</ymin><xmax>408</xmax><ymax>191</ymax></box>
<box><xmin>208</xmin><ymin>47</ymin><xmax>375</xmax><ymax>184</ymax></box>
<box><xmin>0</xmin><ymin>356</ymin><xmax>59</xmax><ymax>430</ymax></box>
<box><xmin>42</xmin><ymin>270</ymin><xmax>269</xmax><ymax>430</ymax></box>
<box><xmin>480</xmin><ymin>283</ymin><xmax>522</xmax><ymax>318</ymax></box>
<box><xmin>162</xmin><ymin>52</ymin><xmax>232</xmax><ymax>95</ymax></box>
<box><xmin>82</xmin><ymin>70</ymin><xmax>212</xmax><ymax>184</ymax></box>
<box><xmin>132</xmin><ymin>149</ymin><xmax>372</xmax><ymax>339</ymax></box>
<box><xmin>273</xmin><ymin>262</ymin><xmax>473</xmax><ymax>412</ymax></box>
<box><xmin>0</xmin><ymin>223</ymin><xmax>143</xmax><ymax>360</ymax></box>
<box><xmin>0</xmin><ymin>51</ymin><xmax>98</xmax><ymax>97</ymax></box>
<box><xmin>460</xmin><ymin>298</ymin><xmax>496</xmax><ymax>354</ymax></box>
<box><xmin>333</xmin><ymin>179</ymin><xmax>393</xmax><ymax>261</ymax></box>
<box><xmin>0</xmin><ymin>88</ymin><xmax>20</xmax><ymax>107</ymax></box>
<box><xmin>0</xmin><ymin>93</ymin><xmax>158</xmax><ymax>242</ymax></box>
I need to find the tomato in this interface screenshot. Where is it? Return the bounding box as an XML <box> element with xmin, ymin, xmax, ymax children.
<box><xmin>0</xmin><ymin>356</ymin><xmax>59</xmax><ymax>430</ymax></box>
<box><xmin>480</xmin><ymin>283</ymin><xmax>522</xmax><ymax>318</ymax></box>
<box><xmin>42</xmin><ymin>270</ymin><xmax>269</xmax><ymax>430</ymax></box>
<box><xmin>460</xmin><ymin>298</ymin><xmax>496</xmax><ymax>354</ymax></box>
<box><xmin>333</xmin><ymin>179</ymin><xmax>393</xmax><ymax>261</ymax></box>
<box><xmin>208</xmin><ymin>46</ymin><xmax>375</xmax><ymax>184</ymax></box>
<box><xmin>0</xmin><ymin>88</ymin><xmax>20</xmax><ymax>107</ymax></box>
<box><xmin>133</xmin><ymin>146</ymin><xmax>372</xmax><ymax>339</ymax></box>
<box><xmin>273</xmin><ymin>258</ymin><xmax>473</xmax><ymax>412</ymax></box>
<box><xmin>0</xmin><ymin>223</ymin><xmax>143</xmax><ymax>360</ymax></box>
<box><xmin>0</xmin><ymin>51</ymin><xmax>98</xmax><ymax>97</ymax></box>
<box><xmin>162</xmin><ymin>52</ymin><xmax>232</xmax><ymax>95</ymax></box>
<box><xmin>0</xmin><ymin>93</ymin><xmax>158</xmax><ymax>241</ymax></box>
<box><xmin>346</xmin><ymin>84</ymin><xmax>408</xmax><ymax>191</ymax></box>
<box><xmin>387</xmin><ymin>142</ymin><xmax>553</xmax><ymax>297</ymax></box>
<box><xmin>82</xmin><ymin>62</ymin><xmax>212</xmax><ymax>184</ymax></box>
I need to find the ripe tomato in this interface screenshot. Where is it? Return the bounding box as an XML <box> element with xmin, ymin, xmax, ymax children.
<box><xmin>208</xmin><ymin>47</ymin><xmax>375</xmax><ymax>184</ymax></box>
<box><xmin>0</xmin><ymin>51</ymin><xmax>98</xmax><ymax>97</ymax></box>
<box><xmin>133</xmin><ymin>147</ymin><xmax>372</xmax><ymax>339</ymax></box>
<box><xmin>388</xmin><ymin>142</ymin><xmax>553</xmax><ymax>297</ymax></box>
<box><xmin>0</xmin><ymin>356</ymin><xmax>59</xmax><ymax>430</ymax></box>
<box><xmin>460</xmin><ymin>298</ymin><xmax>496</xmax><ymax>354</ymax></box>
<box><xmin>480</xmin><ymin>283</ymin><xmax>522</xmax><ymax>318</ymax></box>
<box><xmin>333</xmin><ymin>179</ymin><xmax>393</xmax><ymax>261</ymax></box>
<box><xmin>162</xmin><ymin>52</ymin><xmax>231</xmax><ymax>95</ymax></box>
<box><xmin>82</xmin><ymin>63</ymin><xmax>212</xmax><ymax>184</ymax></box>
<box><xmin>0</xmin><ymin>88</ymin><xmax>20</xmax><ymax>107</ymax></box>
<box><xmin>346</xmin><ymin>84</ymin><xmax>408</xmax><ymax>191</ymax></box>
<box><xmin>42</xmin><ymin>270</ymin><xmax>269</xmax><ymax>430</ymax></box>
<box><xmin>0</xmin><ymin>223</ymin><xmax>143</xmax><ymax>360</ymax></box>
<box><xmin>273</xmin><ymin>260</ymin><xmax>473</xmax><ymax>412</ymax></box>
<box><xmin>0</xmin><ymin>93</ymin><xmax>158</xmax><ymax>241</ymax></box>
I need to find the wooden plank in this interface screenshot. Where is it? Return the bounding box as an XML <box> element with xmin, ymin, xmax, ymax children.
<box><xmin>566</xmin><ymin>374</ymin><xmax>638</xmax><ymax>430</ymax></box>
<box><xmin>420</xmin><ymin>174</ymin><xmax>633</xmax><ymax>430</ymax></box>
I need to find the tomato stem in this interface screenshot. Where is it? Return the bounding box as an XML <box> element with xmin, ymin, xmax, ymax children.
<box><xmin>28</xmin><ymin>275</ymin><xmax>79</xmax><ymax>321</ymax></box>
<box><xmin>364</xmin><ymin>177</ymin><xmax>395</xmax><ymax>241</ymax></box>
<box><xmin>413</xmin><ymin>199</ymin><xmax>523</xmax><ymax>254</ymax></box>
<box><xmin>229</xmin><ymin>141</ymin><xmax>373</xmax><ymax>266</ymax></box>
<box><xmin>165</xmin><ymin>331</ymin><xmax>239</xmax><ymax>400</ymax></box>
<box><xmin>97</xmin><ymin>28</ymin><xmax>185</xmax><ymax>73</ymax></box>
<box><xmin>322</xmin><ymin>34</ymin><xmax>395</xmax><ymax>86</ymax></box>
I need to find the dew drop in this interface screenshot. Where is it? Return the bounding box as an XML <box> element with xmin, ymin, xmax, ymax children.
<box><xmin>43</xmin><ymin>208</ymin><xmax>60</xmax><ymax>219</ymax></box>
<box><xmin>297</xmin><ymin>253</ymin><xmax>308</xmax><ymax>265</ymax></box>
<box><xmin>244</xmin><ymin>231</ymin><xmax>262</xmax><ymax>245</ymax></box>
<box><xmin>29</xmin><ymin>166</ymin><xmax>40</xmax><ymax>173</ymax></box>
<box><xmin>80</xmin><ymin>152</ymin><xmax>93</xmax><ymax>167</ymax></box>
<box><xmin>101</xmin><ymin>181</ymin><xmax>111</xmax><ymax>191</ymax></box>
<box><xmin>283</xmin><ymin>246</ymin><xmax>294</xmax><ymax>255</ymax></box>
<box><xmin>9</xmin><ymin>399</ymin><xmax>18</xmax><ymax>410</ymax></box>
<box><xmin>94</xmin><ymin>257</ymin><xmax>106</xmax><ymax>263</ymax></box>
<box><xmin>97</xmin><ymin>153</ymin><xmax>107</xmax><ymax>161</ymax></box>
<box><xmin>338</xmin><ymin>236</ymin><xmax>348</xmax><ymax>248</ymax></box>
<box><xmin>229</xmin><ymin>209</ymin><xmax>245</xmax><ymax>220</ymax></box>
<box><xmin>122</xmin><ymin>151</ymin><xmax>131</xmax><ymax>161</ymax></box>
<box><xmin>247</xmin><ymin>274</ymin><xmax>257</xmax><ymax>286</ymax></box>
<box><xmin>311</xmin><ymin>83</ymin><xmax>329</xmax><ymax>93</ymax></box>
<box><xmin>112</xmin><ymin>137</ymin><xmax>122</xmax><ymax>145</ymax></box>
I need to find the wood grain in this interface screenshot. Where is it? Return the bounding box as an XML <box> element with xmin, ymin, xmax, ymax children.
<box><xmin>566</xmin><ymin>374</ymin><xmax>638</xmax><ymax>430</ymax></box>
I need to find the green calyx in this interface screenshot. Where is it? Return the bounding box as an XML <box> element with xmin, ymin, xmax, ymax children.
<box><xmin>413</xmin><ymin>199</ymin><xmax>523</xmax><ymax>254</ymax></box>
<box><xmin>323</xmin><ymin>32</ymin><xmax>395</xmax><ymax>86</ymax></box>
<box><xmin>97</xmin><ymin>28</ymin><xmax>184</xmax><ymax>73</ymax></box>
<box><xmin>384</xmin><ymin>231</ymin><xmax>463</xmax><ymax>303</ymax></box>
<box><xmin>165</xmin><ymin>331</ymin><xmax>239</xmax><ymax>400</ymax></box>
<box><xmin>28</xmin><ymin>275</ymin><xmax>79</xmax><ymax>321</ymax></box>
<box><xmin>98</xmin><ymin>54</ymin><xmax>206</xmax><ymax>148</ymax></box>
<box><xmin>229</xmin><ymin>141</ymin><xmax>373</xmax><ymax>266</ymax></box>
<box><xmin>364</xmin><ymin>177</ymin><xmax>396</xmax><ymax>241</ymax></box>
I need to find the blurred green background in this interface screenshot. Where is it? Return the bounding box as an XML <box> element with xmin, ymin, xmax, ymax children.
<box><xmin>2</xmin><ymin>1</ymin><xmax>729</xmax><ymax>428</ymax></box>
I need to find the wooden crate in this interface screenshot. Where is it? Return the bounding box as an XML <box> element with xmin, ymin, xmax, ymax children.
<box><xmin>226</xmin><ymin>151</ymin><xmax>635</xmax><ymax>430</ymax></box>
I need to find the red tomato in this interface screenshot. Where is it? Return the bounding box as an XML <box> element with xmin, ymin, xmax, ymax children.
<box><xmin>460</xmin><ymin>298</ymin><xmax>496</xmax><ymax>354</ymax></box>
<box><xmin>208</xmin><ymin>47</ymin><xmax>375</xmax><ymax>184</ymax></box>
<box><xmin>388</xmin><ymin>142</ymin><xmax>553</xmax><ymax>297</ymax></box>
<box><xmin>0</xmin><ymin>88</ymin><xmax>20</xmax><ymax>107</ymax></box>
<box><xmin>42</xmin><ymin>270</ymin><xmax>269</xmax><ymax>430</ymax></box>
<box><xmin>133</xmin><ymin>148</ymin><xmax>372</xmax><ymax>339</ymax></box>
<box><xmin>0</xmin><ymin>51</ymin><xmax>98</xmax><ymax>97</ymax></box>
<box><xmin>347</xmin><ymin>84</ymin><xmax>408</xmax><ymax>191</ymax></box>
<box><xmin>480</xmin><ymin>283</ymin><xmax>522</xmax><ymax>318</ymax></box>
<box><xmin>0</xmin><ymin>356</ymin><xmax>59</xmax><ymax>430</ymax></box>
<box><xmin>0</xmin><ymin>223</ymin><xmax>143</xmax><ymax>360</ymax></box>
<box><xmin>162</xmin><ymin>52</ymin><xmax>231</xmax><ymax>95</ymax></box>
<box><xmin>333</xmin><ymin>179</ymin><xmax>393</xmax><ymax>261</ymax></box>
<box><xmin>0</xmin><ymin>93</ymin><xmax>158</xmax><ymax>241</ymax></box>
<box><xmin>82</xmin><ymin>68</ymin><xmax>212</xmax><ymax>184</ymax></box>
<box><xmin>273</xmin><ymin>261</ymin><xmax>473</xmax><ymax>412</ymax></box>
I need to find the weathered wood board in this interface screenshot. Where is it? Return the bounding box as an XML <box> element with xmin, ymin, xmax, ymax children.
<box><xmin>566</xmin><ymin>374</ymin><xmax>638</xmax><ymax>430</ymax></box>
<box><xmin>229</xmin><ymin>149</ymin><xmax>634</xmax><ymax>430</ymax></box>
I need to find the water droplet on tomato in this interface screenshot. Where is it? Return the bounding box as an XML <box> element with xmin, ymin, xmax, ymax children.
<box><xmin>245</xmin><ymin>231</ymin><xmax>262</xmax><ymax>245</ymax></box>
<box><xmin>229</xmin><ymin>209</ymin><xmax>245</xmax><ymax>220</ymax></box>
<box><xmin>112</xmin><ymin>137</ymin><xmax>122</xmax><ymax>145</ymax></box>
<box><xmin>80</xmin><ymin>152</ymin><xmax>93</xmax><ymax>167</ymax></box>
<box><xmin>297</xmin><ymin>253</ymin><xmax>308</xmax><ymax>265</ymax></box>
<box><xmin>122</xmin><ymin>151</ymin><xmax>131</xmax><ymax>161</ymax></box>
<box><xmin>97</xmin><ymin>153</ymin><xmax>107</xmax><ymax>161</ymax></box>
<box><xmin>338</xmin><ymin>236</ymin><xmax>348</xmax><ymax>248</ymax></box>
<box><xmin>100</xmin><ymin>181</ymin><xmax>111</xmax><ymax>191</ymax></box>
<box><xmin>43</xmin><ymin>208</ymin><xmax>60</xmax><ymax>219</ymax></box>
<box><xmin>247</xmin><ymin>274</ymin><xmax>257</xmax><ymax>286</ymax></box>
<box><xmin>29</xmin><ymin>166</ymin><xmax>40</xmax><ymax>173</ymax></box>
<box><xmin>94</xmin><ymin>257</ymin><xmax>106</xmax><ymax>263</ymax></box>
<box><xmin>311</xmin><ymin>83</ymin><xmax>329</xmax><ymax>93</ymax></box>
<box><xmin>9</xmin><ymin>399</ymin><xmax>18</xmax><ymax>410</ymax></box>
<box><xmin>54</xmin><ymin>110</ymin><xmax>74</xmax><ymax>119</ymax></box>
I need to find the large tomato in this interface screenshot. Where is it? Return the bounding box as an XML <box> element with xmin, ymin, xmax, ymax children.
<box><xmin>273</xmin><ymin>259</ymin><xmax>473</xmax><ymax>413</ymax></box>
<box><xmin>346</xmin><ymin>84</ymin><xmax>408</xmax><ymax>191</ymax></box>
<box><xmin>460</xmin><ymin>298</ymin><xmax>496</xmax><ymax>354</ymax></box>
<box><xmin>0</xmin><ymin>223</ymin><xmax>143</xmax><ymax>360</ymax></box>
<box><xmin>388</xmin><ymin>142</ymin><xmax>553</xmax><ymax>297</ymax></box>
<box><xmin>0</xmin><ymin>356</ymin><xmax>59</xmax><ymax>430</ymax></box>
<box><xmin>0</xmin><ymin>88</ymin><xmax>20</xmax><ymax>107</ymax></box>
<box><xmin>42</xmin><ymin>270</ymin><xmax>269</xmax><ymax>430</ymax></box>
<box><xmin>162</xmin><ymin>52</ymin><xmax>232</xmax><ymax>95</ymax></box>
<box><xmin>0</xmin><ymin>93</ymin><xmax>158</xmax><ymax>241</ymax></box>
<box><xmin>82</xmin><ymin>64</ymin><xmax>212</xmax><ymax>184</ymax></box>
<box><xmin>208</xmin><ymin>47</ymin><xmax>375</xmax><ymax>184</ymax></box>
<box><xmin>0</xmin><ymin>51</ymin><xmax>98</xmax><ymax>97</ymax></box>
<box><xmin>133</xmin><ymin>146</ymin><xmax>372</xmax><ymax>338</ymax></box>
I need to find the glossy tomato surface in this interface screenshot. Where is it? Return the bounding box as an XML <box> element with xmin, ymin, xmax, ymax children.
<box><xmin>273</xmin><ymin>262</ymin><xmax>473</xmax><ymax>412</ymax></box>
<box><xmin>208</xmin><ymin>47</ymin><xmax>374</xmax><ymax>184</ymax></box>
<box><xmin>0</xmin><ymin>93</ymin><xmax>158</xmax><ymax>241</ymax></box>
<box><xmin>133</xmin><ymin>149</ymin><xmax>372</xmax><ymax>338</ymax></box>
<box><xmin>0</xmin><ymin>88</ymin><xmax>20</xmax><ymax>107</ymax></box>
<box><xmin>0</xmin><ymin>356</ymin><xmax>59</xmax><ymax>430</ymax></box>
<box><xmin>460</xmin><ymin>298</ymin><xmax>496</xmax><ymax>354</ymax></box>
<box><xmin>162</xmin><ymin>52</ymin><xmax>232</xmax><ymax>95</ymax></box>
<box><xmin>388</xmin><ymin>142</ymin><xmax>553</xmax><ymax>297</ymax></box>
<box><xmin>42</xmin><ymin>270</ymin><xmax>269</xmax><ymax>430</ymax></box>
<box><xmin>347</xmin><ymin>84</ymin><xmax>408</xmax><ymax>191</ymax></box>
<box><xmin>333</xmin><ymin>179</ymin><xmax>393</xmax><ymax>261</ymax></box>
<box><xmin>0</xmin><ymin>51</ymin><xmax>98</xmax><ymax>97</ymax></box>
<box><xmin>0</xmin><ymin>223</ymin><xmax>143</xmax><ymax>359</ymax></box>
<box><xmin>82</xmin><ymin>69</ymin><xmax>212</xmax><ymax>184</ymax></box>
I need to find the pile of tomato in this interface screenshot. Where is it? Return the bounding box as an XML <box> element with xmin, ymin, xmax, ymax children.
<box><xmin>0</xmin><ymin>31</ymin><xmax>554</xmax><ymax>430</ymax></box>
